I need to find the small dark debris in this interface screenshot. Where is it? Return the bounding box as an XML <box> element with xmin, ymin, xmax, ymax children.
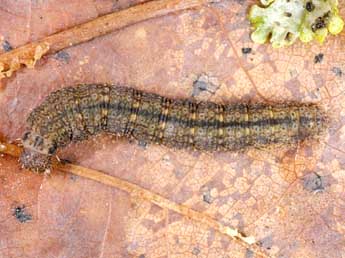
<box><xmin>306</xmin><ymin>1</ymin><xmax>315</xmax><ymax>12</ymax></box>
<box><xmin>331</xmin><ymin>67</ymin><xmax>343</xmax><ymax>77</ymax></box>
<box><xmin>241</xmin><ymin>47</ymin><xmax>252</xmax><ymax>54</ymax></box>
<box><xmin>2</xmin><ymin>40</ymin><xmax>13</xmax><ymax>52</ymax></box>
<box><xmin>192</xmin><ymin>247</ymin><xmax>201</xmax><ymax>256</ymax></box>
<box><xmin>13</xmin><ymin>205</ymin><xmax>32</xmax><ymax>223</ymax></box>
<box><xmin>201</xmin><ymin>186</ymin><xmax>214</xmax><ymax>204</ymax></box>
<box><xmin>55</xmin><ymin>51</ymin><xmax>71</xmax><ymax>63</ymax></box>
<box><xmin>138</xmin><ymin>255</ymin><xmax>145</xmax><ymax>258</ymax></box>
<box><xmin>314</xmin><ymin>53</ymin><xmax>324</xmax><ymax>64</ymax></box>
<box><xmin>202</xmin><ymin>191</ymin><xmax>213</xmax><ymax>204</ymax></box>
<box><xmin>284</xmin><ymin>12</ymin><xmax>292</xmax><ymax>17</ymax></box>
<box><xmin>303</xmin><ymin>173</ymin><xmax>325</xmax><ymax>192</ymax></box>
<box><xmin>138</xmin><ymin>140</ymin><xmax>149</xmax><ymax>149</ymax></box>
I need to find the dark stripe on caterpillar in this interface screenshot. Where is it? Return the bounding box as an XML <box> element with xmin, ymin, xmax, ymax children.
<box><xmin>20</xmin><ymin>84</ymin><xmax>327</xmax><ymax>173</ymax></box>
<box><xmin>28</xmin><ymin>102</ymin><xmax>317</xmax><ymax>129</ymax></box>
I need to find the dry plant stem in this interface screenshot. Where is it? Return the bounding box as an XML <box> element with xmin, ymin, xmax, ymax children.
<box><xmin>0</xmin><ymin>0</ymin><xmax>213</xmax><ymax>79</ymax></box>
<box><xmin>0</xmin><ymin>140</ymin><xmax>270</xmax><ymax>258</ymax></box>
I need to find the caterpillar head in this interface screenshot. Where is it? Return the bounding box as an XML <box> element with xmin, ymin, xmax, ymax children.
<box><xmin>298</xmin><ymin>104</ymin><xmax>328</xmax><ymax>140</ymax></box>
<box><xmin>20</xmin><ymin>131</ymin><xmax>56</xmax><ymax>173</ymax></box>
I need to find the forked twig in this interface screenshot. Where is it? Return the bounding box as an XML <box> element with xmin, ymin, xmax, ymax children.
<box><xmin>0</xmin><ymin>0</ymin><xmax>214</xmax><ymax>79</ymax></box>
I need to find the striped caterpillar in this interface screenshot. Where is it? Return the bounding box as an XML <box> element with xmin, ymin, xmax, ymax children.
<box><xmin>20</xmin><ymin>84</ymin><xmax>327</xmax><ymax>173</ymax></box>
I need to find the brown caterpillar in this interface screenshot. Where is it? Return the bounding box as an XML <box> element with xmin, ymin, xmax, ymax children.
<box><xmin>20</xmin><ymin>84</ymin><xmax>327</xmax><ymax>173</ymax></box>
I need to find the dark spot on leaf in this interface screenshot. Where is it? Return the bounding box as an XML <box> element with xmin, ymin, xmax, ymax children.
<box><xmin>13</xmin><ymin>205</ymin><xmax>32</xmax><ymax>223</ymax></box>
<box><xmin>314</xmin><ymin>53</ymin><xmax>324</xmax><ymax>64</ymax></box>
<box><xmin>241</xmin><ymin>47</ymin><xmax>252</xmax><ymax>54</ymax></box>
<box><xmin>55</xmin><ymin>51</ymin><xmax>71</xmax><ymax>63</ymax></box>
<box><xmin>192</xmin><ymin>247</ymin><xmax>201</xmax><ymax>255</ymax></box>
<box><xmin>331</xmin><ymin>67</ymin><xmax>342</xmax><ymax>77</ymax></box>
<box><xmin>192</xmin><ymin>74</ymin><xmax>220</xmax><ymax>97</ymax></box>
<box><xmin>306</xmin><ymin>1</ymin><xmax>315</xmax><ymax>12</ymax></box>
<box><xmin>202</xmin><ymin>191</ymin><xmax>213</xmax><ymax>204</ymax></box>
<box><xmin>303</xmin><ymin>173</ymin><xmax>325</xmax><ymax>192</ymax></box>
<box><xmin>2</xmin><ymin>40</ymin><xmax>13</xmax><ymax>52</ymax></box>
<box><xmin>138</xmin><ymin>140</ymin><xmax>149</xmax><ymax>149</ymax></box>
<box><xmin>201</xmin><ymin>186</ymin><xmax>214</xmax><ymax>204</ymax></box>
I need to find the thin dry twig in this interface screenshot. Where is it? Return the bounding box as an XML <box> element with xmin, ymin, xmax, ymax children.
<box><xmin>0</xmin><ymin>0</ymin><xmax>214</xmax><ymax>79</ymax></box>
<box><xmin>0</xmin><ymin>140</ymin><xmax>270</xmax><ymax>258</ymax></box>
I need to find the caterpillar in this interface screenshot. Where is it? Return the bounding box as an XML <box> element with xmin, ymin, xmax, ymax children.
<box><xmin>20</xmin><ymin>84</ymin><xmax>327</xmax><ymax>173</ymax></box>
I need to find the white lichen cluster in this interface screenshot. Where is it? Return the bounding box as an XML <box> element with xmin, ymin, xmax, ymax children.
<box><xmin>248</xmin><ymin>0</ymin><xmax>344</xmax><ymax>47</ymax></box>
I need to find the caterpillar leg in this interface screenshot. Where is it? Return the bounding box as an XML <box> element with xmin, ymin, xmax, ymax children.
<box><xmin>20</xmin><ymin>149</ymin><xmax>52</xmax><ymax>173</ymax></box>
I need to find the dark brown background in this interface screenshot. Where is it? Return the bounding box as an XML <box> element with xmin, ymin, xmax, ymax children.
<box><xmin>0</xmin><ymin>0</ymin><xmax>345</xmax><ymax>257</ymax></box>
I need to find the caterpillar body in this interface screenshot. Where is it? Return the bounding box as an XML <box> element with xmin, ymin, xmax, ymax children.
<box><xmin>20</xmin><ymin>84</ymin><xmax>327</xmax><ymax>172</ymax></box>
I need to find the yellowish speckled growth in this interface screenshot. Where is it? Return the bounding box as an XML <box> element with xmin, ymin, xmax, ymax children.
<box><xmin>248</xmin><ymin>0</ymin><xmax>344</xmax><ymax>47</ymax></box>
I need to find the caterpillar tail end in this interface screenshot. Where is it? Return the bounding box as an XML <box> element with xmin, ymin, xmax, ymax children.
<box><xmin>20</xmin><ymin>148</ymin><xmax>52</xmax><ymax>173</ymax></box>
